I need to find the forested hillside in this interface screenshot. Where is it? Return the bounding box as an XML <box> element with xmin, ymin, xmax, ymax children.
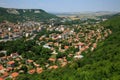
<box><xmin>16</xmin><ymin>14</ymin><xmax>120</xmax><ymax>80</ymax></box>
<box><xmin>0</xmin><ymin>7</ymin><xmax>58</xmax><ymax>23</ymax></box>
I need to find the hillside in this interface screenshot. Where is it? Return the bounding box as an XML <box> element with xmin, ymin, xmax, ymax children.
<box><xmin>55</xmin><ymin>11</ymin><xmax>117</xmax><ymax>19</ymax></box>
<box><xmin>0</xmin><ymin>7</ymin><xmax>58</xmax><ymax>23</ymax></box>
<box><xmin>17</xmin><ymin>14</ymin><xmax>120</xmax><ymax>79</ymax></box>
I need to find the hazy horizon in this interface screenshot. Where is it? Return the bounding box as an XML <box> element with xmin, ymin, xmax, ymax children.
<box><xmin>0</xmin><ymin>0</ymin><xmax>120</xmax><ymax>13</ymax></box>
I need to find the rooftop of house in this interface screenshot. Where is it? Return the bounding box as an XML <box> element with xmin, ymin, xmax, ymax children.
<box><xmin>7</xmin><ymin>61</ymin><xmax>15</xmax><ymax>65</ymax></box>
<box><xmin>0</xmin><ymin>65</ymin><xmax>3</xmax><ymax>70</ymax></box>
<box><xmin>11</xmin><ymin>72</ymin><xmax>19</xmax><ymax>78</ymax></box>
<box><xmin>0</xmin><ymin>78</ymin><xmax>4</xmax><ymax>80</ymax></box>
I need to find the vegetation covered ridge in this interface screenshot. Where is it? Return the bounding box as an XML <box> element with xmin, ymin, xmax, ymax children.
<box><xmin>0</xmin><ymin>7</ymin><xmax>58</xmax><ymax>23</ymax></box>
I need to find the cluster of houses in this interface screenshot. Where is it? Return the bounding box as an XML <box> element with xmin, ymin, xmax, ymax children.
<box><xmin>38</xmin><ymin>24</ymin><xmax>112</xmax><ymax>59</ymax></box>
<box><xmin>0</xmin><ymin>21</ymin><xmax>42</xmax><ymax>41</ymax></box>
<box><xmin>0</xmin><ymin>20</ymin><xmax>112</xmax><ymax>79</ymax></box>
<box><xmin>0</xmin><ymin>52</ymin><xmax>70</xmax><ymax>79</ymax></box>
<box><xmin>0</xmin><ymin>52</ymin><xmax>43</xmax><ymax>80</ymax></box>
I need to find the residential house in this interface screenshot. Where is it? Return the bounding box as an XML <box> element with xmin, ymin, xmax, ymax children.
<box><xmin>7</xmin><ymin>61</ymin><xmax>15</xmax><ymax>68</ymax></box>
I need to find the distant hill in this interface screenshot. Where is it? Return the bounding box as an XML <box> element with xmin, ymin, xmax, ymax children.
<box><xmin>54</xmin><ymin>11</ymin><xmax>118</xmax><ymax>19</ymax></box>
<box><xmin>0</xmin><ymin>7</ymin><xmax>58</xmax><ymax>23</ymax></box>
<box><xmin>54</xmin><ymin>11</ymin><xmax>117</xmax><ymax>16</ymax></box>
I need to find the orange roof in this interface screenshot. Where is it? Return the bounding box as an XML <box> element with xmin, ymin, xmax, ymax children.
<box><xmin>85</xmin><ymin>46</ymin><xmax>89</xmax><ymax>49</ymax></box>
<box><xmin>0</xmin><ymin>65</ymin><xmax>3</xmax><ymax>70</ymax></box>
<box><xmin>93</xmin><ymin>43</ymin><xmax>97</xmax><ymax>48</ymax></box>
<box><xmin>64</xmin><ymin>46</ymin><xmax>69</xmax><ymax>49</ymax></box>
<box><xmin>78</xmin><ymin>42</ymin><xmax>84</xmax><ymax>46</ymax></box>
<box><xmin>63</xmin><ymin>58</ymin><xmax>67</xmax><ymax>62</ymax></box>
<box><xmin>49</xmin><ymin>65</ymin><xmax>58</xmax><ymax>69</ymax></box>
<box><xmin>6</xmin><ymin>67</ymin><xmax>12</xmax><ymax>72</ymax></box>
<box><xmin>0</xmin><ymin>78</ymin><xmax>4</xmax><ymax>80</ymax></box>
<box><xmin>52</xmin><ymin>65</ymin><xmax>58</xmax><ymax>69</ymax></box>
<box><xmin>28</xmin><ymin>69</ymin><xmax>35</xmax><ymax>74</ymax></box>
<box><xmin>61</xmin><ymin>62</ymin><xmax>67</xmax><ymax>67</ymax></box>
<box><xmin>34</xmin><ymin>63</ymin><xmax>40</xmax><ymax>67</ymax></box>
<box><xmin>16</xmin><ymin>58</ymin><xmax>20</xmax><ymax>61</ymax></box>
<box><xmin>2</xmin><ymin>72</ymin><xmax>9</xmax><ymax>78</ymax></box>
<box><xmin>48</xmin><ymin>58</ymin><xmax>56</xmax><ymax>62</ymax></box>
<box><xmin>68</xmin><ymin>54</ymin><xmax>73</xmax><ymax>57</ymax></box>
<box><xmin>80</xmin><ymin>47</ymin><xmax>85</xmax><ymax>52</ymax></box>
<box><xmin>7</xmin><ymin>56</ymin><xmax>11</xmax><ymax>58</ymax></box>
<box><xmin>27</xmin><ymin>59</ymin><xmax>33</xmax><ymax>63</ymax></box>
<box><xmin>7</xmin><ymin>61</ymin><xmax>15</xmax><ymax>65</ymax></box>
<box><xmin>11</xmin><ymin>72</ymin><xmax>19</xmax><ymax>78</ymax></box>
<box><xmin>36</xmin><ymin>68</ymin><xmax>43</xmax><ymax>74</ymax></box>
<box><xmin>58</xmin><ymin>58</ymin><xmax>63</xmax><ymax>61</ymax></box>
<box><xmin>1</xmin><ymin>56</ymin><xmax>6</xmax><ymax>59</ymax></box>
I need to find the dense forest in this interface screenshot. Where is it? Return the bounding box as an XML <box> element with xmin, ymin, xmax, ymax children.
<box><xmin>0</xmin><ymin>7</ymin><xmax>58</xmax><ymax>23</ymax></box>
<box><xmin>14</xmin><ymin>14</ymin><xmax>120</xmax><ymax>80</ymax></box>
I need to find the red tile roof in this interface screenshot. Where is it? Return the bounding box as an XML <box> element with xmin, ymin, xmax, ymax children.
<box><xmin>2</xmin><ymin>72</ymin><xmax>8</xmax><ymax>78</ymax></box>
<box><xmin>11</xmin><ymin>72</ymin><xmax>19</xmax><ymax>78</ymax></box>
<box><xmin>58</xmin><ymin>58</ymin><xmax>63</xmax><ymax>61</ymax></box>
<box><xmin>49</xmin><ymin>65</ymin><xmax>58</xmax><ymax>69</ymax></box>
<box><xmin>36</xmin><ymin>68</ymin><xmax>43</xmax><ymax>74</ymax></box>
<box><xmin>0</xmin><ymin>78</ymin><xmax>4</xmax><ymax>80</ymax></box>
<box><xmin>7</xmin><ymin>61</ymin><xmax>15</xmax><ymax>65</ymax></box>
<box><xmin>0</xmin><ymin>65</ymin><xmax>3</xmax><ymax>70</ymax></box>
<box><xmin>78</xmin><ymin>42</ymin><xmax>84</xmax><ymax>46</ymax></box>
<box><xmin>93</xmin><ymin>43</ymin><xmax>97</xmax><ymax>48</ymax></box>
<box><xmin>28</xmin><ymin>69</ymin><xmax>35</xmax><ymax>74</ymax></box>
<box><xmin>52</xmin><ymin>65</ymin><xmax>58</xmax><ymax>69</ymax></box>
<box><xmin>15</xmin><ymin>58</ymin><xmax>20</xmax><ymax>61</ymax></box>
<box><xmin>27</xmin><ymin>59</ymin><xmax>33</xmax><ymax>63</ymax></box>
<box><xmin>61</xmin><ymin>62</ymin><xmax>67</xmax><ymax>67</ymax></box>
<box><xmin>6</xmin><ymin>67</ymin><xmax>12</xmax><ymax>72</ymax></box>
<box><xmin>85</xmin><ymin>46</ymin><xmax>89</xmax><ymax>49</ymax></box>
<box><xmin>64</xmin><ymin>46</ymin><xmax>69</xmax><ymax>49</ymax></box>
<box><xmin>48</xmin><ymin>58</ymin><xmax>56</xmax><ymax>62</ymax></box>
